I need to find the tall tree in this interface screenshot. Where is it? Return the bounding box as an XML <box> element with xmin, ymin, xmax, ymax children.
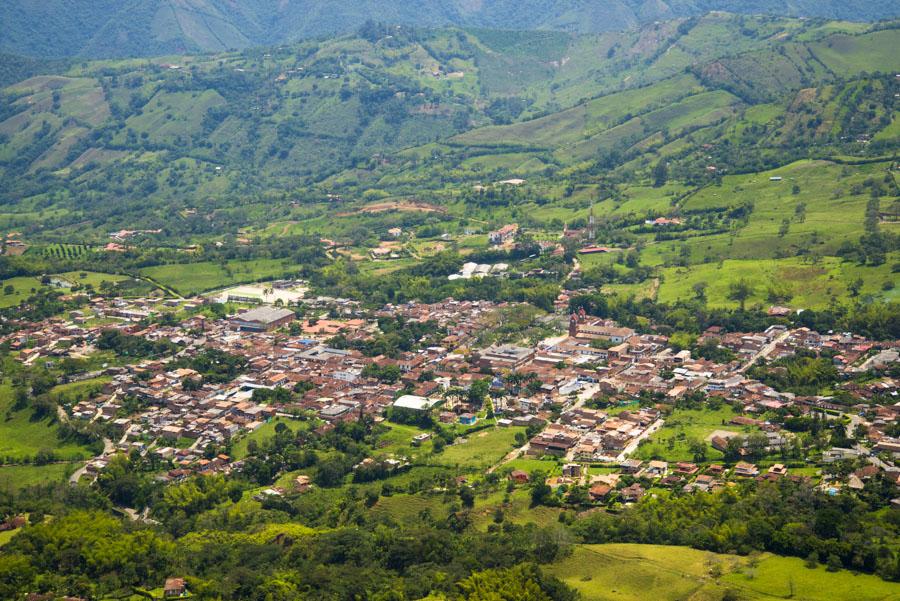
<box><xmin>728</xmin><ymin>279</ymin><xmax>754</xmax><ymax>311</ymax></box>
<box><xmin>652</xmin><ymin>159</ymin><xmax>668</xmax><ymax>187</ymax></box>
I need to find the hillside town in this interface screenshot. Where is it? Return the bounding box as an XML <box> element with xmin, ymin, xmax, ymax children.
<box><xmin>3</xmin><ymin>287</ymin><xmax>898</xmax><ymax>505</ymax></box>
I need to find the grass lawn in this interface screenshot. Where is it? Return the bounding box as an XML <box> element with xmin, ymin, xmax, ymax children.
<box><xmin>140</xmin><ymin>258</ymin><xmax>293</xmax><ymax>296</ymax></box>
<box><xmin>503</xmin><ymin>457</ymin><xmax>562</xmax><ymax>476</ymax></box>
<box><xmin>0</xmin><ymin>382</ymin><xmax>94</xmax><ymax>462</ymax></box>
<box><xmin>721</xmin><ymin>552</ymin><xmax>900</xmax><ymax>601</ymax></box>
<box><xmin>0</xmin><ymin>527</ymin><xmax>18</xmax><ymax>547</ymax></box>
<box><xmin>0</xmin><ymin>276</ymin><xmax>44</xmax><ymax>308</ymax></box>
<box><xmin>633</xmin><ymin>406</ymin><xmax>743</xmax><ymax>463</ymax></box>
<box><xmin>47</xmin><ymin>377</ymin><xmax>110</xmax><ymax>405</ymax></box>
<box><xmin>375</xmin><ymin>422</ymin><xmax>434</xmax><ymax>458</ymax></box>
<box><xmin>0</xmin><ymin>463</ymin><xmax>77</xmax><ymax>490</ymax></box>
<box><xmin>549</xmin><ymin>544</ymin><xmax>900</xmax><ymax>601</ymax></box>
<box><xmin>550</xmin><ymin>543</ymin><xmax>727</xmax><ymax>601</ymax></box>
<box><xmin>431</xmin><ymin>427</ymin><xmax>525</xmax><ymax>470</ymax></box>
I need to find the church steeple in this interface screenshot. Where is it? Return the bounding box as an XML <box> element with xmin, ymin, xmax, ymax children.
<box><xmin>588</xmin><ymin>201</ymin><xmax>595</xmax><ymax>240</ymax></box>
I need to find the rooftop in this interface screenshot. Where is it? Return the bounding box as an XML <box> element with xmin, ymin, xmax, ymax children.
<box><xmin>393</xmin><ymin>395</ymin><xmax>438</xmax><ymax>411</ymax></box>
<box><xmin>234</xmin><ymin>306</ymin><xmax>295</xmax><ymax>324</ymax></box>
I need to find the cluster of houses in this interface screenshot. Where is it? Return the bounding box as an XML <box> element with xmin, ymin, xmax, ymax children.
<box><xmin>3</xmin><ymin>287</ymin><xmax>898</xmax><ymax>497</ymax></box>
<box><xmin>508</xmin><ymin>458</ymin><xmax>806</xmax><ymax>505</ymax></box>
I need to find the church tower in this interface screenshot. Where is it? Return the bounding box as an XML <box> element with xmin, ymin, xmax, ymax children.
<box><xmin>588</xmin><ymin>202</ymin><xmax>595</xmax><ymax>240</ymax></box>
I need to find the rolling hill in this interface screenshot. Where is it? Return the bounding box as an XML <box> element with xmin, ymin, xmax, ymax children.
<box><xmin>0</xmin><ymin>14</ymin><xmax>897</xmax><ymax>308</ymax></box>
<box><xmin>2</xmin><ymin>0</ymin><xmax>900</xmax><ymax>58</ymax></box>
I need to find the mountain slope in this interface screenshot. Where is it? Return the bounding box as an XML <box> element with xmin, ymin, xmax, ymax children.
<box><xmin>2</xmin><ymin>0</ymin><xmax>900</xmax><ymax>58</ymax></box>
<box><xmin>0</xmin><ymin>15</ymin><xmax>896</xmax><ymax>313</ymax></box>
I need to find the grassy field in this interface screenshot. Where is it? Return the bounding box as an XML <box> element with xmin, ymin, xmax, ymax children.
<box><xmin>811</xmin><ymin>28</ymin><xmax>900</xmax><ymax>75</ymax></box>
<box><xmin>230</xmin><ymin>417</ymin><xmax>309</xmax><ymax>460</ymax></box>
<box><xmin>57</xmin><ymin>270</ymin><xmax>129</xmax><ymax>289</ymax></box>
<box><xmin>649</xmin><ymin>160</ymin><xmax>895</xmax><ymax>266</ymax></box>
<box><xmin>0</xmin><ymin>275</ymin><xmax>44</xmax><ymax>308</ymax></box>
<box><xmin>452</xmin><ymin>74</ymin><xmax>701</xmax><ymax>148</ymax></box>
<box><xmin>549</xmin><ymin>544</ymin><xmax>900</xmax><ymax>601</ymax></box>
<box><xmin>0</xmin><ymin>382</ymin><xmax>94</xmax><ymax>462</ymax></box>
<box><xmin>430</xmin><ymin>427</ymin><xmax>525</xmax><ymax>470</ymax></box>
<box><xmin>370</xmin><ymin>481</ymin><xmax>562</xmax><ymax>529</ymax></box>
<box><xmin>0</xmin><ymin>463</ymin><xmax>77</xmax><ymax>490</ymax></box>
<box><xmin>47</xmin><ymin>377</ymin><xmax>110</xmax><ymax>406</ymax></box>
<box><xmin>633</xmin><ymin>406</ymin><xmax>742</xmax><ymax>463</ymax></box>
<box><xmin>0</xmin><ymin>527</ymin><xmax>18</xmax><ymax>546</ymax></box>
<box><xmin>0</xmin><ymin>271</ymin><xmax>129</xmax><ymax>309</ymax></box>
<box><xmin>656</xmin><ymin>255</ymin><xmax>899</xmax><ymax>310</ymax></box>
<box><xmin>140</xmin><ymin>259</ymin><xmax>294</xmax><ymax>296</ymax></box>
<box><xmin>503</xmin><ymin>457</ymin><xmax>562</xmax><ymax>476</ymax></box>
<box><xmin>375</xmin><ymin>422</ymin><xmax>434</xmax><ymax>458</ymax></box>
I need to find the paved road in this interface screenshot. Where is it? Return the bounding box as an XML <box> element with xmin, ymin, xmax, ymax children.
<box><xmin>616</xmin><ymin>418</ymin><xmax>664</xmax><ymax>462</ymax></box>
<box><xmin>737</xmin><ymin>330</ymin><xmax>791</xmax><ymax>374</ymax></box>
<box><xmin>841</xmin><ymin>412</ymin><xmax>894</xmax><ymax>471</ymax></box>
<box><xmin>69</xmin><ymin>436</ymin><xmax>114</xmax><ymax>484</ymax></box>
<box><xmin>59</xmin><ymin>397</ymin><xmax>116</xmax><ymax>485</ymax></box>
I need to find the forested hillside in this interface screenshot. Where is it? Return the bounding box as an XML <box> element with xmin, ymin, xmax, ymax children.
<box><xmin>1</xmin><ymin>7</ymin><xmax>900</xmax><ymax>601</ymax></box>
<box><xmin>0</xmin><ymin>16</ymin><xmax>897</xmax><ymax>239</ymax></box>
<box><xmin>0</xmin><ymin>14</ymin><xmax>897</xmax><ymax>312</ymax></box>
<box><xmin>2</xmin><ymin>0</ymin><xmax>899</xmax><ymax>58</ymax></box>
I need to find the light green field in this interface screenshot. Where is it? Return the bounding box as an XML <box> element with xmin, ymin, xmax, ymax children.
<box><xmin>431</xmin><ymin>427</ymin><xmax>525</xmax><ymax>470</ymax></box>
<box><xmin>550</xmin><ymin>544</ymin><xmax>900</xmax><ymax>601</ymax></box>
<box><xmin>370</xmin><ymin>492</ymin><xmax>449</xmax><ymax>522</ymax></box>
<box><xmin>0</xmin><ymin>463</ymin><xmax>76</xmax><ymax>490</ymax></box>
<box><xmin>140</xmin><ymin>259</ymin><xmax>294</xmax><ymax>296</ymax></box>
<box><xmin>634</xmin><ymin>406</ymin><xmax>741</xmax><ymax>463</ymax></box>
<box><xmin>0</xmin><ymin>527</ymin><xmax>18</xmax><ymax>546</ymax></box>
<box><xmin>0</xmin><ymin>271</ymin><xmax>129</xmax><ymax>308</ymax></box>
<box><xmin>811</xmin><ymin>29</ymin><xmax>900</xmax><ymax>75</ymax></box>
<box><xmin>468</xmin><ymin>488</ymin><xmax>563</xmax><ymax>529</ymax></box>
<box><xmin>657</xmin><ymin>160</ymin><xmax>895</xmax><ymax>266</ymax></box>
<box><xmin>230</xmin><ymin>417</ymin><xmax>309</xmax><ymax>460</ymax></box>
<box><xmin>578</xmin><ymin>251</ymin><xmax>623</xmax><ymax>270</ymax></box>
<box><xmin>611</xmin><ymin>184</ymin><xmax>687</xmax><ymax>217</ymax></box>
<box><xmin>47</xmin><ymin>377</ymin><xmax>110</xmax><ymax>406</ymax></box>
<box><xmin>375</xmin><ymin>422</ymin><xmax>434</xmax><ymax>458</ymax></box>
<box><xmin>116</xmin><ymin>90</ymin><xmax>226</xmax><ymax>145</ymax></box>
<box><xmin>503</xmin><ymin>457</ymin><xmax>561</xmax><ymax>476</ymax></box>
<box><xmin>0</xmin><ymin>276</ymin><xmax>43</xmax><ymax>308</ymax></box>
<box><xmin>0</xmin><ymin>382</ymin><xmax>94</xmax><ymax>462</ymax></box>
<box><xmin>602</xmin><ymin>280</ymin><xmax>659</xmax><ymax>301</ymax></box>
<box><xmin>558</xmin><ymin>90</ymin><xmax>740</xmax><ymax>163</ymax></box>
<box><xmin>656</xmin><ymin>255</ymin><xmax>899</xmax><ymax>310</ymax></box>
